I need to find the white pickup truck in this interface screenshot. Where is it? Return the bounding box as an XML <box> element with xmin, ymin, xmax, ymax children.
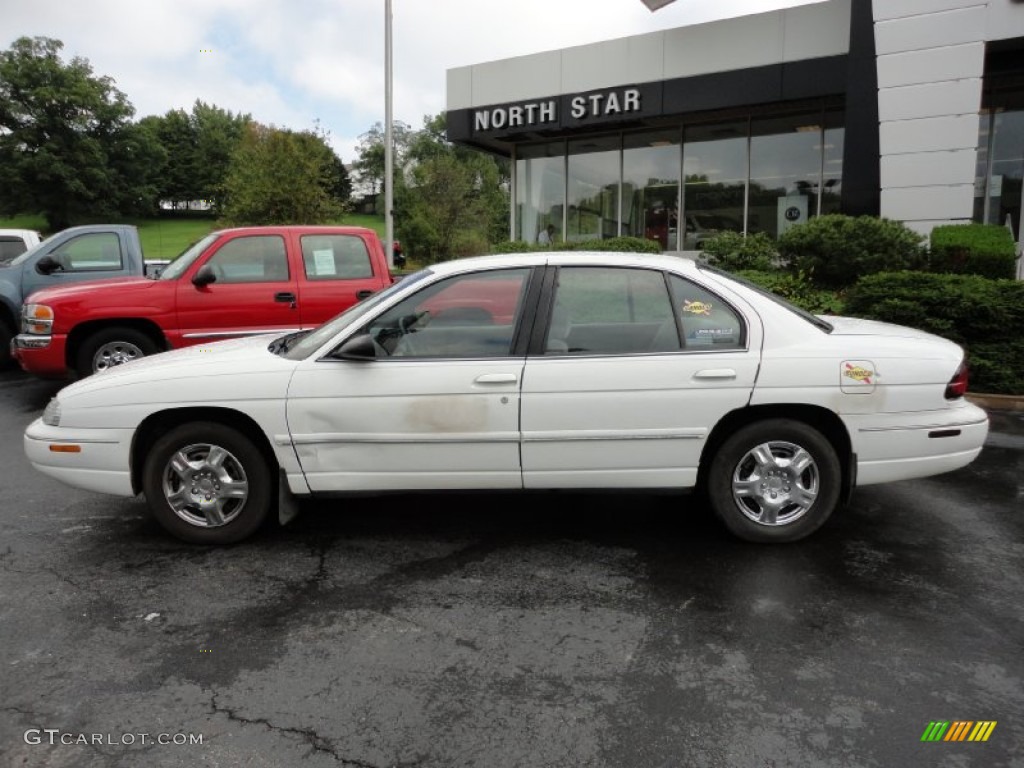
<box><xmin>0</xmin><ymin>229</ymin><xmax>43</xmax><ymax>264</ymax></box>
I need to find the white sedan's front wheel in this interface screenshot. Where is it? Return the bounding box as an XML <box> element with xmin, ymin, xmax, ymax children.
<box><xmin>142</xmin><ymin>422</ymin><xmax>272</xmax><ymax>544</ymax></box>
<box><xmin>707</xmin><ymin>419</ymin><xmax>841</xmax><ymax>543</ymax></box>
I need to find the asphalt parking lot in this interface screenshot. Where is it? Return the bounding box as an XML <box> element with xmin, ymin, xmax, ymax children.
<box><xmin>1</xmin><ymin>367</ymin><xmax>1021</xmax><ymax>768</ymax></box>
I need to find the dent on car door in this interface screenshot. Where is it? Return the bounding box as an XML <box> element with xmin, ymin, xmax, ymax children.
<box><xmin>285</xmin><ymin>266</ymin><xmax>539</xmax><ymax>492</ymax></box>
<box><xmin>519</xmin><ymin>266</ymin><xmax>759</xmax><ymax>489</ymax></box>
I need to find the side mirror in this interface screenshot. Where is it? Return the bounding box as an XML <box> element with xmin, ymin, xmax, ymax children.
<box><xmin>36</xmin><ymin>255</ymin><xmax>63</xmax><ymax>275</ymax></box>
<box><xmin>331</xmin><ymin>333</ymin><xmax>377</xmax><ymax>361</ymax></box>
<box><xmin>192</xmin><ymin>265</ymin><xmax>217</xmax><ymax>287</ymax></box>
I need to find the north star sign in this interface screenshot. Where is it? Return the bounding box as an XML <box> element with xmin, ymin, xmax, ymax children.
<box><xmin>473</xmin><ymin>87</ymin><xmax>644</xmax><ymax>132</ymax></box>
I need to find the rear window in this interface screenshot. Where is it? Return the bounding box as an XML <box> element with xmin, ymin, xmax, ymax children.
<box><xmin>700</xmin><ymin>264</ymin><xmax>833</xmax><ymax>333</ymax></box>
<box><xmin>0</xmin><ymin>237</ymin><xmax>28</xmax><ymax>264</ymax></box>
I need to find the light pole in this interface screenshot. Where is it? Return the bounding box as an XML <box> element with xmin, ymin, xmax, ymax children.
<box><xmin>384</xmin><ymin>0</ymin><xmax>394</xmax><ymax>268</ymax></box>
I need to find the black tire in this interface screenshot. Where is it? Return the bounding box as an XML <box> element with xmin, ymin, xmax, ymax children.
<box><xmin>706</xmin><ymin>418</ymin><xmax>841</xmax><ymax>543</ymax></box>
<box><xmin>0</xmin><ymin>318</ymin><xmax>13</xmax><ymax>368</ymax></box>
<box><xmin>142</xmin><ymin>422</ymin><xmax>273</xmax><ymax>544</ymax></box>
<box><xmin>76</xmin><ymin>327</ymin><xmax>159</xmax><ymax>377</ymax></box>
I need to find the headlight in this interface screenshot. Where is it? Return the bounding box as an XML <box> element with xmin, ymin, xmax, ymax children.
<box><xmin>42</xmin><ymin>398</ymin><xmax>61</xmax><ymax>427</ymax></box>
<box><xmin>22</xmin><ymin>304</ymin><xmax>54</xmax><ymax>335</ymax></box>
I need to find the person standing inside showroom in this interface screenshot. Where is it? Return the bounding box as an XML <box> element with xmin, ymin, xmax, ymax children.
<box><xmin>537</xmin><ymin>224</ymin><xmax>556</xmax><ymax>245</ymax></box>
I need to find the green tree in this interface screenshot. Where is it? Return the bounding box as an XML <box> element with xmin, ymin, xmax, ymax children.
<box><xmin>395</xmin><ymin>112</ymin><xmax>509</xmax><ymax>262</ymax></box>
<box><xmin>311</xmin><ymin>120</ymin><xmax>352</xmax><ymax>206</ymax></box>
<box><xmin>352</xmin><ymin>120</ymin><xmax>413</xmax><ymax>198</ymax></box>
<box><xmin>0</xmin><ymin>36</ymin><xmax>163</xmax><ymax>229</ymax></box>
<box><xmin>191</xmin><ymin>100</ymin><xmax>249</xmax><ymax>211</ymax></box>
<box><xmin>139</xmin><ymin>102</ymin><xmax>249</xmax><ymax>212</ymax></box>
<box><xmin>221</xmin><ymin>123</ymin><xmax>344</xmax><ymax>225</ymax></box>
<box><xmin>142</xmin><ymin>109</ymin><xmax>195</xmax><ymax>208</ymax></box>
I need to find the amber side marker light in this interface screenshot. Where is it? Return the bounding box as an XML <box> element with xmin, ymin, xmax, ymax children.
<box><xmin>49</xmin><ymin>445</ymin><xmax>81</xmax><ymax>453</ymax></box>
<box><xmin>945</xmin><ymin>362</ymin><xmax>969</xmax><ymax>400</ymax></box>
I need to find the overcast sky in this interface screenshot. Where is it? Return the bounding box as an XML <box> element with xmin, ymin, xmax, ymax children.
<box><xmin>4</xmin><ymin>0</ymin><xmax>824</xmax><ymax>163</ymax></box>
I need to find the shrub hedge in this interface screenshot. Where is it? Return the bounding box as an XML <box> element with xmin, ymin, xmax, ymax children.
<box><xmin>929</xmin><ymin>223</ymin><xmax>1018</xmax><ymax>279</ymax></box>
<box><xmin>735</xmin><ymin>270</ymin><xmax>845</xmax><ymax>315</ymax></box>
<box><xmin>844</xmin><ymin>271</ymin><xmax>1024</xmax><ymax>395</ymax></box>
<box><xmin>776</xmin><ymin>215</ymin><xmax>926</xmax><ymax>288</ymax></box>
<box><xmin>701</xmin><ymin>231</ymin><xmax>776</xmax><ymax>271</ymax></box>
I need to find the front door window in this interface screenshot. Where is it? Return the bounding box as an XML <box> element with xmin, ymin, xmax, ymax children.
<box><xmin>364</xmin><ymin>268</ymin><xmax>531</xmax><ymax>358</ymax></box>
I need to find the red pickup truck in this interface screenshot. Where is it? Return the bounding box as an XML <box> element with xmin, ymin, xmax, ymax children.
<box><xmin>13</xmin><ymin>226</ymin><xmax>393</xmax><ymax>377</ymax></box>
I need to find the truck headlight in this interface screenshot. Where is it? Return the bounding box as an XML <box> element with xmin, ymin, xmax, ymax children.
<box><xmin>22</xmin><ymin>304</ymin><xmax>54</xmax><ymax>335</ymax></box>
<box><xmin>42</xmin><ymin>398</ymin><xmax>61</xmax><ymax>427</ymax></box>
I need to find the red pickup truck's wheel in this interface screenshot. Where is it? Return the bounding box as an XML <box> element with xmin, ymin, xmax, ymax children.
<box><xmin>76</xmin><ymin>327</ymin><xmax>159</xmax><ymax>377</ymax></box>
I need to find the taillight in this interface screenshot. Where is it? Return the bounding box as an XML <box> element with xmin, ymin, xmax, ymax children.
<box><xmin>945</xmin><ymin>361</ymin><xmax>969</xmax><ymax>399</ymax></box>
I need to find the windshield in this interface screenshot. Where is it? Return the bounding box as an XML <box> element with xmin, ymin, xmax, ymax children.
<box><xmin>158</xmin><ymin>233</ymin><xmax>220</xmax><ymax>280</ymax></box>
<box><xmin>280</xmin><ymin>269</ymin><xmax>434</xmax><ymax>360</ymax></box>
<box><xmin>699</xmin><ymin>264</ymin><xmax>834</xmax><ymax>333</ymax></box>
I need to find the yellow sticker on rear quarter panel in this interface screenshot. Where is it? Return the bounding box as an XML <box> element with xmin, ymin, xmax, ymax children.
<box><xmin>841</xmin><ymin>360</ymin><xmax>877</xmax><ymax>393</ymax></box>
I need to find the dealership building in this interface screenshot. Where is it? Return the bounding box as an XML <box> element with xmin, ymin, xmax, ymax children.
<box><xmin>445</xmin><ymin>0</ymin><xmax>1024</xmax><ymax>254</ymax></box>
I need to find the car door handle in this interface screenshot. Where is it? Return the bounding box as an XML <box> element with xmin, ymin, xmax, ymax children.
<box><xmin>356</xmin><ymin>289</ymin><xmax>374</xmax><ymax>300</ymax></box>
<box><xmin>275</xmin><ymin>292</ymin><xmax>297</xmax><ymax>304</ymax></box>
<box><xmin>474</xmin><ymin>373</ymin><xmax>518</xmax><ymax>384</ymax></box>
<box><xmin>693</xmin><ymin>368</ymin><xmax>737</xmax><ymax>380</ymax></box>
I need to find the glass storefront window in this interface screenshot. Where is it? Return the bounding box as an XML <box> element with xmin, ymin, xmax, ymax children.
<box><xmin>567</xmin><ymin>136</ymin><xmax>621</xmax><ymax>242</ymax></box>
<box><xmin>976</xmin><ymin>109</ymin><xmax>1024</xmax><ymax>240</ymax></box>
<box><xmin>749</xmin><ymin>112</ymin><xmax>825</xmax><ymax>239</ymax></box>
<box><xmin>515</xmin><ymin>142</ymin><xmax>565</xmax><ymax>244</ymax></box>
<box><xmin>623</xmin><ymin>129</ymin><xmax>681</xmax><ymax>250</ymax></box>
<box><xmin>682</xmin><ymin>121</ymin><xmax>747</xmax><ymax>249</ymax></box>
<box><xmin>821</xmin><ymin>109</ymin><xmax>845</xmax><ymax>216</ymax></box>
<box><xmin>512</xmin><ymin>103</ymin><xmax>845</xmax><ymax>251</ymax></box>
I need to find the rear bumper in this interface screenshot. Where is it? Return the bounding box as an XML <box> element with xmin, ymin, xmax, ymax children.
<box><xmin>843</xmin><ymin>402</ymin><xmax>989</xmax><ymax>486</ymax></box>
<box><xmin>12</xmin><ymin>334</ymin><xmax>68</xmax><ymax>376</ymax></box>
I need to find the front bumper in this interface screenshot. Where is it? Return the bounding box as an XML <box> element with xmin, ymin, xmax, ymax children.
<box><xmin>24</xmin><ymin>419</ymin><xmax>135</xmax><ymax>496</ymax></box>
<box><xmin>12</xmin><ymin>334</ymin><xmax>68</xmax><ymax>376</ymax></box>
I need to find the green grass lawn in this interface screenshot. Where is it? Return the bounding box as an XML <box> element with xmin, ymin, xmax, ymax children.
<box><xmin>0</xmin><ymin>213</ymin><xmax>387</xmax><ymax>260</ymax></box>
<box><xmin>336</xmin><ymin>213</ymin><xmax>385</xmax><ymax>238</ymax></box>
<box><xmin>0</xmin><ymin>214</ymin><xmax>48</xmax><ymax>232</ymax></box>
<box><xmin>136</xmin><ymin>218</ymin><xmax>218</xmax><ymax>259</ymax></box>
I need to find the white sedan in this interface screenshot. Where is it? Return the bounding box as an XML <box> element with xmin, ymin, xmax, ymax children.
<box><xmin>24</xmin><ymin>252</ymin><xmax>988</xmax><ymax>544</ymax></box>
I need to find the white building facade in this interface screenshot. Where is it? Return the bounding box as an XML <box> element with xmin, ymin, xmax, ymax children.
<box><xmin>445</xmin><ymin>0</ymin><xmax>1024</xmax><ymax>252</ymax></box>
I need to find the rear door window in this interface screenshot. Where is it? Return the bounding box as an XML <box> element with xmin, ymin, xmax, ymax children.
<box><xmin>668</xmin><ymin>274</ymin><xmax>745</xmax><ymax>349</ymax></box>
<box><xmin>300</xmin><ymin>234</ymin><xmax>373</xmax><ymax>280</ymax></box>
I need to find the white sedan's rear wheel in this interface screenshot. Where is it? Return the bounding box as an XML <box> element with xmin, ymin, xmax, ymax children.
<box><xmin>142</xmin><ymin>422</ymin><xmax>272</xmax><ymax>544</ymax></box>
<box><xmin>707</xmin><ymin>419</ymin><xmax>841</xmax><ymax>543</ymax></box>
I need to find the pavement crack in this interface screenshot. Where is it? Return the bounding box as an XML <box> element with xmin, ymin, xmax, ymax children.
<box><xmin>2</xmin><ymin>704</ymin><xmax>49</xmax><ymax>720</ymax></box>
<box><xmin>208</xmin><ymin>692</ymin><xmax>382</xmax><ymax>766</ymax></box>
<box><xmin>307</xmin><ymin>539</ymin><xmax>333</xmax><ymax>586</ymax></box>
<box><xmin>0</xmin><ymin>560</ymin><xmax>104</xmax><ymax>599</ymax></box>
